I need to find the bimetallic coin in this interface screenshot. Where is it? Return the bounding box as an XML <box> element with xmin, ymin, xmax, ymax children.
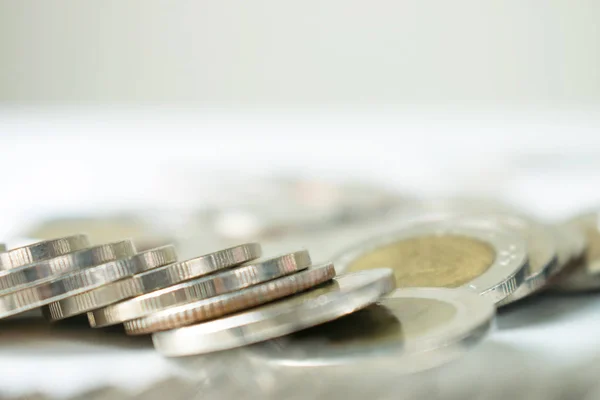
<box><xmin>43</xmin><ymin>245</ymin><xmax>178</xmax><ymax>321</ymax></box>
<box><xmin>152</xmin><ymin>269</ymin><xmax>395</xmax><ymax>357</ymax></box>
<box><xmin>0</xmin><ymin>241</ymin><xmax>136</xmax><ymax>293</ymax></box>
<box><xmin>334</xmin><ymin>223</ymin><xmax>528</xmax><ymax>304</ymax></box>
<box><xmin>447</xmin><ymin>215</ymin><xmax>558</xmax><ymax>305</ymax></box>
<box><xmin>552</xmin><ymin>212</ymin><xmax>600</xmax><ymax>292</ymax></box>
<box><xmin>125</xmin><ymin>264</ymin><xmax>336</xmax><ymax>335</ymax></box>
<box><xmin>0</xmin><ymin>256</ymin><xmax>138</xmax><ymax>319</ymax></box>
<box><xmin>0</xmin><ymin>235</ymin><xmax>89</xmax><ymax>270</ymax></box>
<box><xmin>253</xmin><ymin>287</ymin><xmax>495</xmax><ymax>372</ymax></box>
<box><xmin>89</xmin><ymin>250</ymin><xmax>310</xmax><ymax>327</ymax></box>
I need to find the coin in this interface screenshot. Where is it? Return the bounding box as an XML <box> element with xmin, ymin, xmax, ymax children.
<box><xmin>0</xmin><ymin>241</ymin><xmax>136</xmax><ymax>293</ymax></box>
<box><xmin>0</xmin><ymin>256</ymin><xmax>137</xmax><ymax>319</ymax></box>
<box><xmin>124</xmin><ymin>264</ymin><xmax>336</xmax><ymax>335</ymax></box>
<box><xmin>446</xmin><ymin>215</ymin><xmax>558</xmax><ymax>305</ymax></box>
<box><xmin>334</xmin><ymin>223</ymin><xmax>528</xmax><ymax>303</ymax></box>
<box><xmin>151</xmin><ymin>268</ymin><xmax>396</xmax><ymax>357</ymax></box>
<box><xmin>551</xmin><ymin>212</ymin><xmax>600</xmax><ymax>292</ymax></box>
<box><xmin>0</xmin><ymin>235</ymin><xmax>90</xmax><ymax>270</ymax></box>
<box><xmin>43</xmin><ymin>245</ymin><xmax>178</xmax><ymax>320</ymax></box>
<box><xmin>252</xmin><ymin>287</ymin><xmax>495</xmax><ymax>372</ymax></box>
<box><xmin>89</xmin><ymin>250</ymin><xmax>310</xmax><ymax>327</ymax></box>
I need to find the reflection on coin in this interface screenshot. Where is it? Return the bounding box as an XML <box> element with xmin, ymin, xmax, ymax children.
<box><xmin>89</xmin><ymin>250</ymin><xmax>310</xmax><ymax>327</ymax></box>
<box><xmin>448</xmin><ymin>215</ymin><xmax>557</xmax><ymax>305</ymax></box>
<box><xmin>335</xmin><ymin>223</ymin><xmax>528</xmax><ymax>303</ymax></box>
<box><xmin>0</xmin><ymin>241</ymin><xmax>136</xmax><ymax>293</ymax></box>
<box><xmin>253</xmin><ymin>287</ymin><xmax>495</xmax><ymax>372</ymax></box>
<box><xmin>0</xmin><ymin>235</ymin><xmax>90</xmax><ymax>270</ymax></box>
<box><xmin>125</xmin><ymin>264</ymin><xmax>336</xmax><ymax>335</ymax></box>
<box><xmin>152</xmin><ymin>269</ymin><xmax>396</xmax><ymax>357</ymax></box>
<box><xmin>44</xmin><ymin>245</ymin><xmax>178</xmax><ymax>320</ymax></box>
<box><xmin>552</xmin><ymin>212</ymin><xmax>600</xmax><ymax>292</ymax></box>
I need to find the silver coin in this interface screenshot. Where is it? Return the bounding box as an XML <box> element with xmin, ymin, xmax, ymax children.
<box><xmin>152</xmin><ymin>268</ymin><xmax>396</xmax><ymax>357</ymax></box>
<box><xmin>43</xmin><ymin>245</ymin><xmax>178</xmax><ymax>320</ymax></box>
<box><xmin>0</xmin><ymin>240</ymin><xmax>136</xmax><ymax>294</ymax></box>
<box><xmin>124</xmin><ymin>264</ymin><xmax>336</xmax><ymax>335</ymax></box>
<box><xmin>252</xmin><ymin>287</ymin><xmax>495</xmax><ymax>372</ymax></box>
<box><xmin>445</xmin><ymin>214</ymin><xmax>558</xmax><ymax>305</ymax></box>
<box><xmin>551</xmin><ymin>212</ymin><xmax>600</xmax><ymax>292</ymax></box>
<box><xmin>0</xmin><ymin>235</ymin><xmax>89</xmax><ymax>270</ymax></box>
<box><xmin>89</xmin><ymin>250</ymin><xmax>309</xmax><ymax>327</ymax></box>
<box><xmin>334</xmin><ymin>223</ymin><xmax>528</xmax><ymax>304</ymax></box>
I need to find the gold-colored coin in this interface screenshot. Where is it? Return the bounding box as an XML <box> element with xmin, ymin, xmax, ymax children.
<box><xmin>346</xmin><ymin>235</ymin><xmax>495</xmax><ymax>288</ymax></box>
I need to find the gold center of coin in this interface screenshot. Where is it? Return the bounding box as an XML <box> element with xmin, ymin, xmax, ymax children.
<box><xmin>347</xmin><ymin>235</ymin><xmax>495</xmax><ymax>288</ymax></box>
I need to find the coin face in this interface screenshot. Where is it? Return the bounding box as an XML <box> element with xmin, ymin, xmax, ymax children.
<box><xmin>252</xmin><ymin>288</ymin><xmax>495</xmax><ymax>372</ymax></box>
<box><xmin>346</xmin><ymin>235</ymin><xmax>495</xmax><ymax>288</ymax></box>
<box><xmin>334</xmin><ymin>224</ymin><xmax>528</xmax><ymax>303</ymax></box>
<box><xmin>151</xmin><ymin>269</ymin><xmax>396</xmax><ymax>357</ymax></box>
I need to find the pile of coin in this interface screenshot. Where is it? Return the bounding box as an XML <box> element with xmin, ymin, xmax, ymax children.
<box><xmin>2</xmin><ymin>204</ymin><xmax>599</xmax><ymax>371</ymax></box>
<box><xmin>0</xmin><ymin>235</ymin><xmax>398</xmax><ymax>358</ymax></box>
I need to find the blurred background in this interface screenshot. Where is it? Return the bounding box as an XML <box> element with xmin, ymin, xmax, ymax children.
<box><xmin>1</xmin><ymin>1</ymin><xmax>600</xmax><ymax>398</ymax></box>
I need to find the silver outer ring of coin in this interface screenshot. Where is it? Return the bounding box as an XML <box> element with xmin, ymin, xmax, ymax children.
<box><xmin>444</xmin><ymin>215</ymin><xmax>558</xmax><ymax>305</ymax></box>
<box><xmin>0</xmin><ymin>235</ymin><xmax>90</xmax><ymax>270</ymax></box>
<box><xmin>125</xmin><ymin>263</ymin><xmax>336</xmax><ymax>335</ymax></box>
<box><xmin>0</xmin><ymin>256</ymin><xmax>142</xmax><ymax>318</ymax></box>
<box><xmin>43</xmin><ymin>245</ymin><xmax>178</xmax><ymax>321</ymax></box>
<box><xmin>252</xmin><ymin>287</ymin><xmax>495</xmax><ymax>370</ymax></box>
<box><xmin>89</xmin><ymin>250</ymin><xmax>311</xmax><ymax>328</ymax></box>
<box><xmin>0</xmin><ymin>240</ymin><xmax>136</xmax><ymax>293</ymax></box>
<box><xmin>333</xmin><ymin>223</ymin><xmax>528</xmax><ymax>304</ymax></box>
<box><xmin>152</xmin><ymin>268</ymin><xmax>396</xmax><ymax>357</ymax></box>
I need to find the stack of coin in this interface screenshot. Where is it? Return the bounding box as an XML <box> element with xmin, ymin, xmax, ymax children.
<box><xmin>0</xmin><ymin>236</ymin><xmax>398</xmax><ymax>358</ymax></box>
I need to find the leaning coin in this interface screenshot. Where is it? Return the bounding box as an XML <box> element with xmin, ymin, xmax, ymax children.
<box><xmin>152</xmin><ymin>268</ymin><xmax>396</xmax><ymax>357</ymax></box>
<box><xmin>448</xmin><ymin>214</ymin><xmax>558</xmax><ymax>305</ymax></box>
<box><xmin>0</xmin><ymin>255</ymin><xmax>144</xmax><ymax>319</ymax></box>
<box><xmin>551</xmin><ymin>212</ymin><xmax>600</xmax><ymax>292</ymax></box>
<box><xmin>334</xmin><ymin>223</ymin><xmax>528</xmax><ymax>304</ymax></box>
<box><xmin>89</xmin><ymin>250</ymin><xmax>310</xmax><ymax>328</ymax></box>
<box><xmin>125</xmin><ymin>264</ymin><xmax>336</xmax><ymax>335</ymax></box>
<box><xmin>0</xmin><ymin>235</ymin><xmax>89</xmax><ymax>270</ymax></box>
<box><xmin>252</xmin><ymin>287</ymin><xmax>495</xmax><ymax>372</ymax></box>
<box><xmin>43</xmin><ymin>245</ymin><xmax>178</xmax><ymax>321</ymax></box>
<box><xmin>0</xmin><ymin>240</ymin><xmax>136</xmax><ymax>293</ymax></box>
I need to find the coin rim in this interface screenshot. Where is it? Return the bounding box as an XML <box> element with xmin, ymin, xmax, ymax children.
<box><xmin>0</xmin><ymin>235</ymin><xmax>90</xmax><ymax>270</ymax></box>
<box><xmin>124</xmin><ymin>263</ymin><xmax>336</xmax><ymax>335</ymax></box>
<box><xmin>44</xmin><ymin>245</ymin><xmax>179</xmax><ymax>320</ymax></box>
<box><xmin>89</xmin><ymin>249</ymin><xmax>309</xmax><ymax>327</ymax></box>
<box><xmin>0</xmin><ymin>240</ymin><xmax>136</xmax><ymax>294</ymax></box>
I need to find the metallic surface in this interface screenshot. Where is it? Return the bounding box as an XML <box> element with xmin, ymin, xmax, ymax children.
<box><xmin>449</xmin><ymin>215</ymin><xmax>558</xmax><ymax>305</ymax></box>
<box><xmin>89</xmin><ymin>250</ymin><xmax>309</xmax><ymax>327</ymax></box>
<box><xmin>0</xmin><ymin>257</ymin><xmax>137</xmax><ymax>318</ymax></box>
<box><xmin>0</xmin><ymin>241</ymin><xmax>136</xmax><ymax>293</ymax></box>
<box><xmin>152</xmin><ymin>268</ymin><xmax>396</xmax><ymax>357</ymax></box>
<box><xmin>0</xmin><ymin>235</ymin><xmax>89</xmax><ymax>270</ymax></box>
<box><xmin>552</xmin><ymin>212</ymin><xmax>600</xmax><ymax>292</ymax></box>
<box><xmin>44</xmin><ymin>245</ymin><xmax>178</xmax><ymax>320</ymax></box>
<box><xmin>124</xmin><ymin>264</ymin><xmax>336</xmax><ymax>335</ymax></box>
<box><xmin>334</xmin><ymin>223</ymin><xmax>528</xmax><ymax>304</ymax></box>
<box><xmin>253</xmin><ymin>287</ymin><xmax>495</xmax><ymax>372</ymax></box>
